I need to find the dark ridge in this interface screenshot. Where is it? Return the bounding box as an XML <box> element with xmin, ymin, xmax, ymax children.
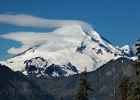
<box><xmin>0</xmin><ymin>64</ymin><xmax>55</xmax><ymax>100</ymax></box>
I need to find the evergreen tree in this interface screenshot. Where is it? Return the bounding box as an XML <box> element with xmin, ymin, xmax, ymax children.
<box><xmin>130</xmin><ymin>38</ymin><xmax>140</xmax><ymax>100</ymax></box>
<box><xmin>133</xmin><ymin>38</ymin><xmax>140</xmax><ymax>77</ymax></box>
<box><xmin>74</xmin><ymin>67</ymin><xmax>93</xmax><ymax>100</ymax></box>
<box><xmin>117</xmin><ymin>75</ymin><xmax>130</xmax><ymax>100</ymax></box>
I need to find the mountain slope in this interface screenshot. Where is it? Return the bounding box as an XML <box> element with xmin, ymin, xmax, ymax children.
<box><xmin>0</xmin><ymin>64</ymin><xmax>55</xmax><ymax>100</ymax></box>
<box><xmin>0</xmin><ymin>25</ymin><xmax>134</xmax><ymax>77</ymax></box>
<box><xmin>30</xmin><ymin>57</ymin><xmax>135</xmax><ymax>100</ymax></box>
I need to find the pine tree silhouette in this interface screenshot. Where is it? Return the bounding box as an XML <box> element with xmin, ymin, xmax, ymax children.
<box><xmin>129</xmin><ymin>38</ymin><xmax>140</xmax><ymax>100</ymax></box>
<box><xmin>74</xmin><ymin>67</ymin><xmax>93</xmax><ymax>100</ymax></box>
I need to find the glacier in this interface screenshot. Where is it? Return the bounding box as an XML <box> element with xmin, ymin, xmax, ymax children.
<box><xmin>0</xmin><ymin>25</ymin><xmax>134</xmax><ymax>77</ymax></box>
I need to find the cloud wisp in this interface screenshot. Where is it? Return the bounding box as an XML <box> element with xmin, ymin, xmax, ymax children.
<box><xmin>0</xmin><ymin>14</ymin><xmax>91</xmax><ymax>28</ymax></box>
<box><xmin>1</xmin><ymin>32</ymin><xmax>49</xmax><ymax>54</ymax></box>
<box><xmin>1</xmin><ymin>26</ymin><xmax>86</xmax><ymax>55</ymax></box>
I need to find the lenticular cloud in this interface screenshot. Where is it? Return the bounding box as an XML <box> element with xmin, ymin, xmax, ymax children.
<box><xmin>0</xmin><ymin>14</ymin><xmax>91</xmax><ymax>28</ymax></box>
<box><xmin>0</xmin><ymin>13</ymin><xmax>92</xmax><ymax>55</ymax></box>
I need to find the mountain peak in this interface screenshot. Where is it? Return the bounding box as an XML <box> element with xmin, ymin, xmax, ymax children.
<box><xmin>120</xmin><ymin>45</ymin><xmax>134</xmax><ymax>57</ymax></box>
<box><xmin>0</xmin><ymin>26</ymin><xmax>134</xmax><ymax>77</ymax></box>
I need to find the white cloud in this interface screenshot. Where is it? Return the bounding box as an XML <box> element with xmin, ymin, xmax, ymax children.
<box><xmin>0</xmin><ymin>26</ymin><xmax>86</xmax><ymax>54</ymax></box>
<box><xmin>0</xmin><ymin>14</ymin><xmax>92</xmax><ymax>55</ymax></box>
<box><xmin>1</xmin><ymin>31</ymin><xmax>58</xmax><ymax>54</ymax></box>
<box><xmin>0</xmin><ymin>14</ymin><xmax>91</xmax><ymax>28</ymax></box>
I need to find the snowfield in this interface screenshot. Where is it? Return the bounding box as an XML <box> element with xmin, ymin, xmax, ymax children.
<box><xmin>0</xmin><ymin>25</ymin><xmax>135</xmax><ymax>77</ymax></box>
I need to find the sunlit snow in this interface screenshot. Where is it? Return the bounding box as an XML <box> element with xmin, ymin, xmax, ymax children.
<box><xmin>0</xmin><ymin>25</ymin><xmax>133</xmax><ymax>77</ymax></box>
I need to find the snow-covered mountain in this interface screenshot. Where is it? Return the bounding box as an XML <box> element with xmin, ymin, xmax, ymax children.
<box><xmin>120</xmin><ymin>45</ymin><xmax>134</xmax><ymax>57</ymax></box>
<box><xmin>116</xmin><ymin>45</ymin><xmax>135</xmax><ymax>57</ymax></box>
<box><xmin>0</xmin><ymin>25</ymin><xmax>134</xmax><ymax>77</ymax></box>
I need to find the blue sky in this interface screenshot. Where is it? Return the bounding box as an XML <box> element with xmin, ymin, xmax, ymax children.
<box><xmin>0</xmin><ymin>0</ymin><xmax>140</xmax><ymax>60</ymax></box>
